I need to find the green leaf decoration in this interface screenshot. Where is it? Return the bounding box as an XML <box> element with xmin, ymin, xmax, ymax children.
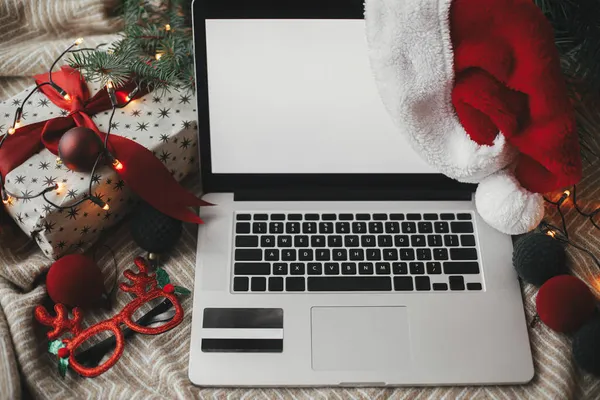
<box><xmin>48</xmin><ymin>340</ymin><xmax>64</xmax><ymax>356</ymax></box>
<box><xmin>58</xmin><ymin>357</ymin><xmax>69</xmax><ymax>378</ymax></box>
<box><xmin>174</xmin><ymin>286</ymin><xmax>191</xmax><ymax>296</ymax></box>
<box><xmin>156</xmin><ymin>267</ymin><xmax>170</xmax><ymax>288</ymax></box>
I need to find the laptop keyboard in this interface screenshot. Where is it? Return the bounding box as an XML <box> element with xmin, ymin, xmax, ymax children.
<box><xmin>232</xmin><ymin>212</ymin><xmax>483</xmax><ymax>293</ymax></box>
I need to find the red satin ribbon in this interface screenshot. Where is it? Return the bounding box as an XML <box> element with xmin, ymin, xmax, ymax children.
<box><xmin>0</xmin><ymin>66</ymin><xmax>211</xmax><ymax>223</ymax></box>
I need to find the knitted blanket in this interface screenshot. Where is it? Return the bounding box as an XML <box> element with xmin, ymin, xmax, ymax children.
<box><xmin>1</xmin><ymin>1</ymin><xmax>600</xmax><ymax>399</ymax></box>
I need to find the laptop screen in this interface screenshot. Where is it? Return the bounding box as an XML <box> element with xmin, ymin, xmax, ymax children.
<box><xmin>205</xmin><ymin>19</ymin><xmax>436</xmax><ymax>175</ymax></box>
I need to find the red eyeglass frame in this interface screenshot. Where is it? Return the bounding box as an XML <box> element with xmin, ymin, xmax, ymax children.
<box><xmin>35</xmin><ymin>257</ymin><xmax>184</xmax><ymax>377</ymax></box>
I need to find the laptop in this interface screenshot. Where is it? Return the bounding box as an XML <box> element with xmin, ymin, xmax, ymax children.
<box><xmin>189</xmin><ymin>0</ymin><xmax>534</xmax><ymax>387</ymax></box>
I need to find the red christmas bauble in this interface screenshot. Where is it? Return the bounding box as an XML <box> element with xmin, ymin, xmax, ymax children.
<box><xmin>58</xmin><ymin>127</ymin><xmax>104</xmax><ymax>172</ymax></box>
<box><xmin>536</xmin><ymin>275</ymin><xmax>597</xmax><ymax>333</ymax></box>
<box><xmin>46</xmin><ymin>254</ymin><xmax>107</xmax><ymax>309</ymax></box>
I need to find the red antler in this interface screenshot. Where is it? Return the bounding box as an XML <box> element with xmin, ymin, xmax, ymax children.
<box><xmin>34</xmin><ymin>304</ymin><xmax>83</xmax><ymax>340</ymax></box>
<box><xmin>119</xmin><ymin>257</ymin><xmax>156</xmax><ymax>297</ymax></box>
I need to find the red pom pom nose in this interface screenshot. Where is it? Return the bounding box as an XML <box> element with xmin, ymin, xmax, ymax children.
<box><xmin>536</xmin><ymin>275</ymin><xmax>597</xmax><ymax>333</ymax></box>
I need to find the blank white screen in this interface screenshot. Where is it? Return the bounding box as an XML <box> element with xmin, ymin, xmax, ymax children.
<box><xmin>205</xmin><ymin>19</ymin><xmax>435</xmax><ymax>174</ymax></box>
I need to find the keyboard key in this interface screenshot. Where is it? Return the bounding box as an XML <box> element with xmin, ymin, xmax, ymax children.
<box><xmin>411</xmin><ymin>235</ymin><xmax>426</xmax><ymax>247</ymax></box>
<box><xmin>236</xmin><ymin>223</ymin><xmax>251</xmax><ymax>234</ymax></box>
<box><xmin>418</xmin><ymin>222</ymin><xmax>433</xmax><ymax>233</ymax></box>
<box><xmin>368</xmin><ymin>222</ymin><xmax>383</xmax><ymax>233</ymax></box>
<box><xmin>393</xmin><ymin>262</ymin><xmax>408</xmax><ymax>274</ymax></box>
<box><xmin>234</xmin><ymin>277</ymin><xmax>249</xmax><ymax>291</ymax></box>
<box><xmin>295</xmin><ymin>235</ymin><xmax>309</xmax><ymax>247</ymax></box>
<box><xmin>373</xmin><ymin>213</ymin><xmax>387</xmax><ymax>220</ymax></box>
<box><xmin>423</xmin><ymin>213</ymin><xmax>438</xmax><ymax>220</ymax></box>
<box><xmin>443</xmin><ymin>262</ymin><xmax>480</xmax><ymax>274</ymax></box>
<box><xmin>401</xmin><ymin>222</ymin><xmax>416</xmax><ymax>234</ymax></box>
<box><xmin>287</xmin><ymin>214</ymin><xmax>302</xmax><ymax>220</ymax></box>
<box><xmin>457</xmin><ymin>213</ymin><xmax>472</xmax><ymax>220</ymax></box>
<box><xmin>308</xmin><ymin>263</ymin><xmax>323</xmax><ymax>275</ymax></box>
<box><xmin>376</xmin><ymin>262</ymin><xmax>391</xmax><ymax>275</ymax></box>
<box><xmin>319</xmin><ymin>222</ymin><xmax>334</xmax><ymax>234</ymax></box>
<box><xmin>236</xmin><ymin>236</ymin><xmax>258</xmax><ymax>247</ymax></box>
<box><xmin>303</xmin><ymin>222</ymin><xmax>317</xmax><ymax>234</ymax></box>
<box><xmin>278</xmin><ymin>236</ymin><xmax>292</xmax><ymax>247</ymax></box>
<box><xmin>336</xmin><ymin>222</ymin><xmax>350</xmax><ymax>234</ymax></box>
<box><xmin>308</xmin><ymin>277</ymin><xmax>391</xmax><ymax>291</ymax></box>
<box><xmin>426</xmin><ymin>262</ymin><xmax>442</xmax><ymax>274</ymax></box>
<box><xmin>235</xmin><ymin>249</ymin><xmax>262</xmax><ymax>261</ymax></box>
<box><xmin>352</xmin><ymin>222</ymin><xmax>367</xmax><ymax>234</ymax></box>
<box><xmin>461</xmin><ymin>235</ymin><xmax>476</xmax><ymax>247</ymax></box>
<box><xmin>400</xmin><ymin>249</ymin><xmax>415</xmax><ymax>260</ymax></box>
<box><xmin>417</xmin><ymin>248</ymin><xmax>432</xmax><ymax>260</ymax></box>
<box><xmin>433</xmin><ymin>283</ymin><xmax>448</xmax><ymax>291</ymax></box>
<box><xmin>444</xmin><ymin>235</ymin><xmax>459</xmax><ymax>247</ymax></box>
<box><xmin>385</xmin><ymin>222</ymin><xmax>400</xmax><ymax>233</ymax></box>
<box><xmin>269</xmin><ymin>222</ymin><xmax>284</xmax><ymax>234</ymax></box>
<box><xmin>349</xmin><ymin>249</ymin><xmax>365</xmax><ymax>260</ymax></box>
<box><xmin>237</xmin><ymin>214</ymin><xmax>251</xmax><ymax>221</ymax></box>
<box><xmin>434</xmin><ymin>222</ymin><xmax>449</xmax><ymax>233</ymax></box>
<box><xmin>286</xmin><ymin>222</ymin><xmax>300</xmax><ymax>234</ymax></box>
<box><xmin>378</xmin><ymin>235</ymin><xmax>393</xmax><ymax>247</ymax></box>
<box><xmin>467</xmin><ymin>282</ymin><xmax>483</xmax><ymax>291</ymax></box>
<box><xmin>366</xmin><ymin>249</ymin><xmax>382</xmax><ymax>261</ymax></box>
<box><xmin>451</xmin><ymin>222</ymin><xmax>474</xmax><ymax>233</ymax></box>
<box><xmin>328</xmin><ymin>235</ymin><xmax>343</xmax><ymax>247</ymax></box>
<box><xmin>315</xmin><ymin>249</ymin><xmax>330</xmax><ymax>261</ymax></box>
<box><xmin>410</xmin><ymin>262</ymin><xmax>425</xmax><ymax>274</ymax></box>
<box><xmin>339</xmin><ymin>214</ymin><xmax>354</xmax><ymax>220</ymax></box>
<box><xmin>281</xmin><ymin>249</ymin><xmax>296</xmax><ymax>261</ymax></box>
<box><xmin>394</xmin><ymin>235</ymin><xmax>409</xmax><ymax>247</ymax></box>
<box><xmin>356</xmin><ymin>214</ymin><xmax>371</xmax><ymax>220</ymax></box>
<box><xmin>333</xmin><ymin>249</ymin><xmax>348</xmax><ymax>261</ymax></box>
<box><xmin>440</xmin><ymin>213</ymin><xmax>455</xmax><ymax>220</ymax></box>
<box><xmin>344</xmin><ymin>235</ymin><xmax>360</xmax><ymax>247</ymax></box>
<box><xmin>261</xmin><ymin>236</ymin><xmax>275</xmax><ymax>247</ymax></box>
<box><xmin>450</xmin><ymin>248</ymin><xmax>478</xmax><ymax>260</ymax></box>
<box><xmin>434</xmin><ymin>248</ymin><xmax>449</xmax><ymax>260</ymax></box>
<box><xmin>449</xmin><ymin>276</ymin><xmax>465</xmax><ymax>291</ymax></box>
<box><xmin>254</xmin><ymin>214</ymin><xmax>268</xmax><ymax>220</ymax></box>
<box><xmin>251</xmin><ymin>277</ymin><xmax>266</xmax><ymax>292</ymax></box>
<box><xmin>269</xmin><ymin>277</ymin><xmax>284</xmax><ymax>292</ymax></box>
<box><xmin>383</xmin><ymin>248</ymin><xmax>398</xmax><ymax>261</ymax></box>
<box><xmin>271</xmin><ymin>214</ymin><xmax>285</xmax><ymax>220</ymax></box>
<box><xmin>322</xmin><ymin>214</ymin><xmax>336</xmax><ymax>220</ymax></box>
<box><xmin>290</xmin><ymin>263</ymin><xmax>305</xmax><ymax>275</ymax></box>
<box><xmin>265</xmin><ymin>249</ymin><xmax>279</xmax><ymax>261</ymax></box>
<box><xmin>407</xmin><ymin>213</ymin><xmax>421</xmax><ymax>220</ymax></box>
<box><xmin>390</xmin><ymin>213</ymin><xmax>405</xmax><ymax>220</ymax></box>
<box><xmin>305</xmin><ymin>214</ymin><xmax>320</xmax><ymax>220</ymax></box>
<box><xmin>253</xmin><ymin>222</ymin><xmax>267</xmax><ymax>234</ymax></box>
<box><xmin>415</xmin><ymin>276</ymin><xmax>431</xmax><ymax>291</ymax></box>
<box><xmin>273</xmin><ymin>263</ymin><xmax>288</xmax><ymax>275</ymax></box>
<box><xmin>312</xmin><ymin>236</ymin><xmax>326</xmax><ymax>247</ymax></box>
<box><xmin>286</xmin><ymin>277</ymin><xmax>305</xmax><ymax>291</ymax></box>
<box><xmin>427</xmin><ymin>235</ymin><xmax>443</xmax><ymax>247</ymax></box>
<box><xmin>361</xmin><ymin>235</ymin><xmax>376</xmax><ymax>247</ymax></box>
<box><xmin>342</xmin><ymin>263</ymin><xmax>357</xmax><ymax>274</ymax></box>
<box><xmin>359</xmin><ymin>262</ymin><xmax>374</xmax><ymax>275</ymax></box>
<box><xmin>299</xmin><ymin>249</ymin><xmax>314</xmax><ymax>261</ymax></box>
<box><xmin>325</xmin><ymin>263</ymin><xmax>340</xmax><ymax>275</ymax></box>
<box><xmin>394</xmin><ymin>277</ymin><xmax>413</xmax><ymax>291</ymax></box>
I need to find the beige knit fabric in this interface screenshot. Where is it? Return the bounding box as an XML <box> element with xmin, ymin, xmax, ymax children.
<box><xmin>1</xmin><ymin>1</ymin><xmax>600</xmax><ymax>399</ymax></box>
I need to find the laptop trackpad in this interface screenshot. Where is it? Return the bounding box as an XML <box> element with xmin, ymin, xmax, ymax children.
<box><xmin>311</xmin><ymin>306</ymin><xmax>411</xmax><ymax>371</ymax></box>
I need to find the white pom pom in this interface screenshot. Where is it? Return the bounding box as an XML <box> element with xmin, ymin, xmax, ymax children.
<box><xmin>475</xmin><ymin>171</ymin><xmax>544</xmax><ymax>235</ymax></box>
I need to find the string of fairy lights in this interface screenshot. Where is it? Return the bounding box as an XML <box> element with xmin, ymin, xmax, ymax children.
<box><xmin>0</xmin><ymin>38</ymin><xmax>138</xmax><ymax>213</ymax></box>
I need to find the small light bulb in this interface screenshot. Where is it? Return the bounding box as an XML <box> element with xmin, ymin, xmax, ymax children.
<box><xmin>102</xmin><ymin>203</ymin><xmax>110</xmax><ymax>211</ymax></box>
<box><xmin>2</xmin><ymin>195</ymin><xmax>11</xmax><ymax>205</ymax></box>
<box><xmin>106</xmin><ymin>80</ymin><xmax>114</xmax><ymax>90</ymax></box>
<box><xmin>7</xmin><ymin>127</ymin><xmax>15</xmax><ymax>135</ymax></box>
<box><xmin>547</xmin><ymin>230</ymin><xmax>556</xmax><ymax>238</ymax></box>
<box><xmin>165</xmin><ymin>24</ymin><xmax>171</xmax><ymax>31</ymax></box>
<box><xmin>125</xmin><ymin>96</ymin><xmax>131</xmax><ymax>102</ymax></box>
<box><xmin>14</xmin><ymin>121</ymin><xmax>21</xmax><ymax>129</ymax></box>
<box><xmin>55</xmin><ymin>182</ymin><xmax>65</xmax><ymax>193</ymax></box>
<box><xmin>56</xmin><ymin>157</ymin><xmax>62</xmax><ymax>165</ymax></box>
<box><xmin>563</xmin><ymin>190</ymin><xmax>571</xmax><ymax>197</ymax></box>
<box><xmin>112</xmin><ymin>159</ymin><xmax>124</xmax><ymax>171</ymax></box>
<box><xmin>63</xmin><ymin>93</ymin><xmax>71</xmax><ymax>101</ymax></box>
<box><xmin>155</xmin><ymin>53</ymin><xmax>163</xmax><ymax>60</ymax></box>
<box><xmin>75</xmin><ymin>38</ymin><xmax>84</xmax><ymax>45</ymax></box>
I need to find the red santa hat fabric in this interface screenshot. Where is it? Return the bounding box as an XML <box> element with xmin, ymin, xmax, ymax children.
<box><xmin>365</xmin><ymin>0</ymin><xmax>582</xmax><ymax>234</ymax></box>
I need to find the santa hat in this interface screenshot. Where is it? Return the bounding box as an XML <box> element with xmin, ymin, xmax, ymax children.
<box><xmin>365</xmin><ymin>0</ymin><xmax>582</xmax><ymax>234</ymax></box>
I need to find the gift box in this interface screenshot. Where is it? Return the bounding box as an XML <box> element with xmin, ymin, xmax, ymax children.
<box><xmin>0</xmin><ymin>77</ymin><xmax>199</xmax><ymax>259</ymax></box>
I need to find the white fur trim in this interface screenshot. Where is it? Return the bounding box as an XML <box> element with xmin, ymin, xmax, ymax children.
<box><xmin>475</xmin><ymin>171</ymin><xmax>544</xmax><ymax>234</ymax></box>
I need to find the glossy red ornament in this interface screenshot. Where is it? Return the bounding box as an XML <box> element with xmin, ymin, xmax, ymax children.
<box><xmin>536</xmin><ymin>275</ymin><xmax>597</xmax><ymax>333</ymax></box>
<box><xmin>46</xmin><ymin>254</ymin><xmax>107</xmax><ymax>309</ymax></box>
<box><xmin>58</xmin><ymin>127</ymin><xmax>104</xmax><ymax>172</ymax></box>
<box><xmin>163</xmin><ymin>283</ymin><xmax>175</xmax><ymax>294</ymax></box>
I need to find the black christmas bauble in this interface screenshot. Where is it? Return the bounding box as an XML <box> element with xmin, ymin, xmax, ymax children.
<box><xmin>58</xmin><ymin>127</ymin><xmax>104</xmax><ymax>172</ymax></box>
<box><xmin>573</xmin><ymin>315</ymin><xmax>600</xmax><ymax>376</ymax></box>
<box><xmin>131</xmin><ymin>201</ymin><xmax>183</xmax><ymax>254</ymax></box>
<box><xmin>512</xmin><ymin>233</ymin><xmax>567</xmax><ymax>286</ymax></box>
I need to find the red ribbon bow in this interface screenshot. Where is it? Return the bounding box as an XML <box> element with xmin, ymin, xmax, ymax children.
<box><xmin>0</xmin><ymin>66</ymin><xmax>210</xmax><ymax>223</ymax></box>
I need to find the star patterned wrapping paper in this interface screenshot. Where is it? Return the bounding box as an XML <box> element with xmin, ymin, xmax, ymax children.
<box><xmin>0</xmin><ymin>81</ymin><xmax>199</xmax><ymax>259</ymax></box>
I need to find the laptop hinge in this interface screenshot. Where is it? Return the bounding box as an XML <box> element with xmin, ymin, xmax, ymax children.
<box><xmin>234</xmin><ymin>188</ymin><xmax>472</xmax><ymax>202</ymax></box>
